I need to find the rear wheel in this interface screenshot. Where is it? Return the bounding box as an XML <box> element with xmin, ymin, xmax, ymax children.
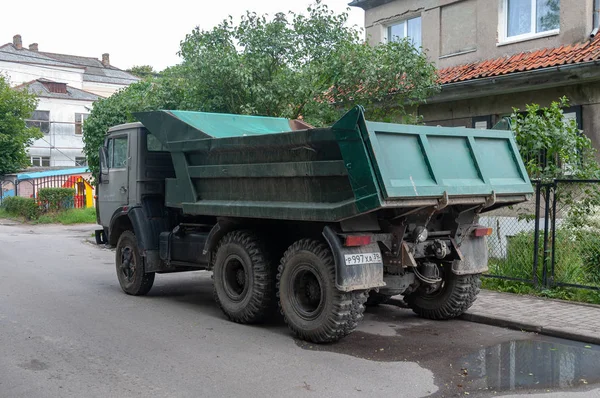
<box><xmin>277</xmin><ymin>239</ymin><xmax>367</xmax><ymax>343</ymax></box>
<box><xmin>212</xmin><ymin>230</ymin><xmax>276</xmax><ymax>324</ymax></box>
<box><xmin>405</xmin><ymin>271</ymin><xmax>481</xmax><ymax>320</ymax></box>
<box><xmin>116</xmin><ymin>230</ymin><xmax>155</xmax><ymax>295</ymax></box>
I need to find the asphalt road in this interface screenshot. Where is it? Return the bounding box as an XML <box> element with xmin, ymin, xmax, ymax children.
<box><xmin>1</xmin><ymin>221</ymin><xmax>599</xmax><ymax>398</ymax></box>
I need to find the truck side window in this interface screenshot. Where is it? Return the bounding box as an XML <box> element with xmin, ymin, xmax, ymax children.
<box><xmin>111</xmin><ymin>136</ymin><xmax>128</xmax><ymax>168</ymax></box>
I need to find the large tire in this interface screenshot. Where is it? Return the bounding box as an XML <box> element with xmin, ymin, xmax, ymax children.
<box><xmin>365</xmin><ymin>291</ymin><xmax>392</xmax><ymax>307</ymax></box>
<box><xmin>405</xmin><ymin>272</ymin><xmax>481</xmax><ymax>320</ymax></box>
<box><xmin>277</xmin><ymin>239</ymin><xmax>367</xmax><ymax>344</ymax></box>
<box><xmin>116</xmin><ymin>230</ymin><xmax>155</xmax><ymax>296</ymax></box>
<box><xmin>212</xmin><ymin>230</ymin><xmax>276</xmax><ymax>324</ymax></box>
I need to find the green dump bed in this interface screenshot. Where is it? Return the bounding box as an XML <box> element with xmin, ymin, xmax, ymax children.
<box><xmin>134</xmin><ymin>106</ymin><xmax>533</xmax><ymax>222</ymax></box>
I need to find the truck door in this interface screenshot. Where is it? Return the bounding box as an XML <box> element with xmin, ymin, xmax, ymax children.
<box><xmin>98</xmin><ymin>134</ymin><xmax>130</xmax><ymax>226</ymax></box>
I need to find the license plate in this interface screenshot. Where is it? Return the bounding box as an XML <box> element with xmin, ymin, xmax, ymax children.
<box><xmin>344</xmin><ymin>252</ymin><xmax>382</xmax><ymax>266</ymax></box>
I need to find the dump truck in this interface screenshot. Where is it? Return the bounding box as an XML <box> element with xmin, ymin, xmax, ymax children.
<box><xmin>95</xmin><ymin>106</ymin><xmax>533</xmax><ymax>343</ymax></box>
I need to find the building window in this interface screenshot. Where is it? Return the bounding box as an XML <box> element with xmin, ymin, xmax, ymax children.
<box><xmin>75</xmin><ymin>157</ymin><xmax>88</xmax><ymax>167</ymax></box>
<box><xmin>31</xmin><ymin>156</ymin><xmax>50</xmax><ymax>167</ymax></box>
<box><xmin>26</xmin><ymin>110</ymin><xmax>50</xmax><ymax>134</ymax></box>
<box><xmin>502</xmin><ymin>0</ymin><xmax>560</xmax><ymax>41</ymax></box>
<box><xmin>472</xmin><ymin>115</ymin><xmax>493</xmax><ymax>129</ymax></box>
<box><xmin>387</xmin><ymin>16</ymin><xmax>422</xmax><ymax>48</ymax></box>
<box><xmin>75</xmin><ymin>113</ymin><xmax>89</xmax><ymax>135</ymax></box>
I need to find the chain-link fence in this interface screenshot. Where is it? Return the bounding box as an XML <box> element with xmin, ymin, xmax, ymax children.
<box><xmin>479</xmin><ymin>181</ymin><xmax>547</xmax><ymax>285</ymax></box>
<box><xmin>481</xmin><ymin>180</ymin><xmax>600</xmax><ymax>291</ymax></box>
<box><xmin>550</xmin><ymin>180</ymin><xmax>600</xmax><ymax>291</ymax></box>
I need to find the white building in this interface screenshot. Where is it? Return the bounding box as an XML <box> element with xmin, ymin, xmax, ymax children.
<box><xmin>0</xmin><ymin>34</ymin><xmax>139</xmax><ymax>167</ymax></box>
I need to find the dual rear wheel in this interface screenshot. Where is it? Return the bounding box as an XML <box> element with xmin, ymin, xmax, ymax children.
<box><xmin>212</xmin><ymin>232</ymin><xmax>367</xmax><ymax>343</ymax></box>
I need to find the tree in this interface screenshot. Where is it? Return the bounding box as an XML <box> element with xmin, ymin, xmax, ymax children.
<box><xmin>176</xmin><ymin>1</ymin><xmax>439</xmax><ymax>126</ymax></box>
<box><xmin>126</xmin><ymin>65</ymin><xmax>159</xmax><ymax>80</ymax></box>
<box><xmin>0</xmin><ymin>75</ymin><xmax>42</xmax><ymax>176</ymax></box>
<box><xmin>82</xmin><ymin>80</ymin><xmax>160</xmax><ymax>179</ymax></box>
<box><xmin>83</xmin><ymin>1</ymin><xmax>439</xmax><ymax>179</ymax></box>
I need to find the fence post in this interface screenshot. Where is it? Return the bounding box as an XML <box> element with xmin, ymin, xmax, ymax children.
<box><xmin>532</xmin><ymin>181</ymin><xmax>542</xmax><ymax>287</ymax></box>
<box><xmin>550</xmin><ymin>180</ymin><xmax>558</xmax><ymax>288</ymax></box>
<box><xmin>541</xmin><ymin>184</ymin><xmax>552</xmax><ymax>288</ymax></box>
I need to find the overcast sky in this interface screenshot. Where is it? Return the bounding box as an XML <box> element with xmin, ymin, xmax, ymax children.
<box><xmin>1</xmin><ymin>0</ymin><xmax>364</xmax><ymax>71</ymax></box>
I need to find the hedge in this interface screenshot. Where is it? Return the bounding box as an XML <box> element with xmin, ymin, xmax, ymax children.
<box><xmin>1</xmin><ymin>196</ymin><xmax>40</xmax><ymax>220</ymax></box>
<box><xmin>38</xmin><ymin>188</ymin><xmax>75</xmax><ymax>211</ymax></box>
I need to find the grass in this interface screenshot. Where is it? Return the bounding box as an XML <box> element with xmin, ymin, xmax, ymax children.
<box><xmin>481</xmin><ymin>227</ymin><xmax>600</xmax><ymax>305</ymax></box>
<box><xmin>37</xmin><ymin>207</ymin><xmax>97</xmax><ymax>225</ymax></box>
<box><xmin>0</xmin><ymin>206</ymin><xmax>96</xmax><ymax>225</ymax></box>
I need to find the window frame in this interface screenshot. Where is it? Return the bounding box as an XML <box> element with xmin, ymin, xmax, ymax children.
<box><xmin>107</xmin><ymin>135</ymin><xmax>129</xmax><ymax>169</ymax></box>
<box><xmin>499</xmin><ymin>0</ymin><xmax>560</xmax><ymax>45</ymax></box>
<box><xmin>26</xmin><ymin>110</ymin><xmax>50</xmax><ymax>135</ymax></box>
<box><xmin>472</xmin><ymin>115</ymin><xmax>493</xmax><ymax>130</ymax></box>
<box><xmin>74</xmin><ymin>113</ymin><xmax>89</xmax><ymax>135</ymax></box>
<box><xmin>386</xmin><ymin>15</ymin><xmax>422</xmax><ymax>48</ymax></box>
<box><xmin>30</xmin><ymin>156</ymin><xmax>50</xmax><ymax>167</ymax></box>
<box><xmin>75</xmin><ymin>157</ymin><xmax>88</xmax><ymax>167</ymax></box>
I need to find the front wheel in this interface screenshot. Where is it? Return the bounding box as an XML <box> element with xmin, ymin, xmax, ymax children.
<box><xmin>116</xmin><ymin>230</ymin><xmax>155</xmax><ymax>295</ymax></box>
<box><xmin>405</xmin><ymin>271</ymin><xmax>481</xmax><ymax>320</ymax></box>
<box><xmin>277</xmin><ymin>239</ymin><xmax>367</xmax><ymax>343</ymax></box>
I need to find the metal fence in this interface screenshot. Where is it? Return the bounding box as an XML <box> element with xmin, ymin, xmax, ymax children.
<box><xmin>482</xmin><ymin>180</ymin><xmax>600</xmax><ymax>291</ymax></box>
<box><xmin>0</xmin><ymin>175</ymin><xmax>88</xmax><ymax>208</ymax></box>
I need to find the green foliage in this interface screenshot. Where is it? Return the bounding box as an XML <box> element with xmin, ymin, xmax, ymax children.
<box><xmin>511</xmin><ymin>97</ymin><xmax>600</xmax><ymax>183</ymax></box>
<box><xmin>1</xmin><ymin>196</ymin><xmax>40</xmax><ymax>220</ymax></box>
<box><xmin>126</xmin><ymin>65</ymin><xmax>159</xmax><ymax>80</ymax></box>
<box><xmin>0</xmin><ymin>75</ymin><xmax>43</xmax><ymax>175</ymax></box>
<box><xmin>82</xmin><ymin>80</ymin><xmax>160</xmax><ymax>180</ymax></box>
<box><xmin>38</xmin><ymin>188</ymin><xmax>75</xmax><ymax>211</ymax></box>
<box><xmin>489</xmin><ymin>229</ymin><xmax>596</xmax><ymax>286</ymax></box>
<box><xmin>37</xmin><ymin>207</ymin><xmax>96</xmax><ymax>225</ymax></box>
<box><xmin>177</xmin><ymin>1</ymin><xmax>438</xmax><ymax>124</ymax></box>
<box><xmin>83</xmin><ymin>1</ymin><xmax>439</xmax><ymax>181</ymax></box>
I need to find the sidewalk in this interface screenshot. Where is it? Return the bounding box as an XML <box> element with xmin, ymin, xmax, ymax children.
<box><xmin>460</xmin><ymin>290</ymin><xmax>600</xmax><ymax>345</ymax></box>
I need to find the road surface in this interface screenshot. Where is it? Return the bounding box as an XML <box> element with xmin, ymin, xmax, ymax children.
<box><xmin>1</xmin><ymin>221</ymin><xmax>599</xmax><ymax>398</ymax></box>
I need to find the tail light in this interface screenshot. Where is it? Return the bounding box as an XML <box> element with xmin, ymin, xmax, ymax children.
<box><xmin>473</xmin><ymin>227</ymin><xmax>493</xmax><ymax>237</ymax></box>
<box><xmin>344</xmin><ymin>235</ymin><xmax>372</xmax><ymax>247</ymax></box>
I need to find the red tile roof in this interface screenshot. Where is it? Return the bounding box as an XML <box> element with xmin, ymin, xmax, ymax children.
<box><xmin>437</xmin><ymin>34</ymin><xmax>600</xmax><ymax>85</ymax></box>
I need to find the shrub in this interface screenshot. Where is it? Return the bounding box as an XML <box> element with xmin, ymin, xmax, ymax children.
<box><xmin>1</xmin><ymin>196</ymin><xmax>40</xmax><ymax>220</ymax></box>
<box><xmin>38</xmin><ymin>187</ymin><xmax>75</xmax><ymax>211</ymax></box>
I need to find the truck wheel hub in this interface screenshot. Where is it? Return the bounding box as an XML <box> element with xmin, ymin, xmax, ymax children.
<box><xmin>120</xmin><ymin>247</ymin><xmax>136</xmax><ymax>282</ymax></box>
<box><xmin>223</xmin><ymin>256</ymin><xmax>247</xmax><ymax>301</ymax></box>
<box><xmin>291</xmin><ymin>267</ymin><xmax>324</xmax><ymax>319</ymax></box>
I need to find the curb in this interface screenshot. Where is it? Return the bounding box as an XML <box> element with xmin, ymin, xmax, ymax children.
<box><xmin>460</xmin><ymin>312</ymin><xmax>600</xmax><ymax>346</ymax></box>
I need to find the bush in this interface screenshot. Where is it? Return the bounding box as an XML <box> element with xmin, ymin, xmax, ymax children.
<box><xmin>1</xmin><ymin>196</ymin><xmax>40</xmax><ymax>220</ymax></box>
<box><xmin>38</xmin><ymin>188</ymin><xmax>75</xmax><ymax>211</ymax></box>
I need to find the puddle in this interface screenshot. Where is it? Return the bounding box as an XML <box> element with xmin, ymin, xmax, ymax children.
<box><xmin>295</xmin><ymin>307</ymin><xmax>600</xmax><ymax>397</ymax></box>
<box><xmin>456</xmin><ymin>340</ymin><xmax>600</xmax><ymax>392</ymax></box>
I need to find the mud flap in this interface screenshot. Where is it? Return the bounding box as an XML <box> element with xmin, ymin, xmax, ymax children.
<box><xmin>451</xmin><ymin>235</ymin><xmax>489</xmax><ymax>275</ymax></box>
<box><xmin>323</xmin><ymin>226</ymin><xmax>386</xmax><ymax>292</ymax></box>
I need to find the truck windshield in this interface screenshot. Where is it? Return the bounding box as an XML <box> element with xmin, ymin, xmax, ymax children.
<box><xmin>147</xmin><ymin>133</ymin><xmax>168</xmax><ymax>152</ymax></box>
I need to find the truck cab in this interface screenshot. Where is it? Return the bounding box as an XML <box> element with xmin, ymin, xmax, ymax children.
<box><xmin>97</xmin><ymin>123</ymin><xmax>174</xmax><ymax>246</ymax></box>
